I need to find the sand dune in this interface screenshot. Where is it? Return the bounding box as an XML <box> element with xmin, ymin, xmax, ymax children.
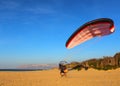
<box><xmin>0</xmin><ymin>68</ymin><xmax>120</xmax><ymax>86</ymax></box>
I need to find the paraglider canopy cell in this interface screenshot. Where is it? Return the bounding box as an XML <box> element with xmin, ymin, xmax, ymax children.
<box><xmin>66</xmin><ymin>18</ymin><xmax>115</xmax><ymax>49</ymax></box>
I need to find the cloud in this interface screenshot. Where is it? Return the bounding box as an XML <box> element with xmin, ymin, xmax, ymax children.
<box><xmin>0</xmin><ymin>0</ymin><xmax>20</xmax><ymax>10</ymax></box>
<box><xmin>23</xmin><ymin>0</ymin><xmax>62</xmax><ymax>15</ymax></box>
<box><xmin>26</xmin><ymin>6</ymin><xmax>56</xmax><ymax>14</ymax></box>
<box><xmin>0</xmin><ymin>0</ymin><xmax>60</xmax><ymax>15</ymax></box>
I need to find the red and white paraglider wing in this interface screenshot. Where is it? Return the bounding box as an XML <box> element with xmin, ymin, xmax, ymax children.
<box><xmin>66</xmin><ymin>18</ymin><xmax>115</xmax><ymax>49</ymax></box>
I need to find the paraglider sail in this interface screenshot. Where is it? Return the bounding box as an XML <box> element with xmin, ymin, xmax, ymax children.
<box><xmin>66</xmin><ymin>18</ymin><xmax>115</xmax><ymax>49</ymax></box>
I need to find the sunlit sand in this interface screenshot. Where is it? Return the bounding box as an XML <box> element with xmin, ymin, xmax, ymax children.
<box><xmin>0</xmin><ymin>68</ymin><xmax>120</xmax><ymax>86</ymax></box>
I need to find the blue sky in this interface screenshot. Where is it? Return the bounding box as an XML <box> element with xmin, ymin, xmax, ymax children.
<box><xmin>0</xmin><ymin>0</ymin><xmax>120</xmax><ymax>68</ymax></box>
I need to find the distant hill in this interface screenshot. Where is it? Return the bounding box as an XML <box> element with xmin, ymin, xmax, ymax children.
<box><xmin>67</xmin><ymin>52</ymin><xmax>120</xmax><ymax>70</ymax></box>
<box><xmin>17</xmin><ymin>64</ymin><xmax>57</xmax><ymax>70</ymax></box>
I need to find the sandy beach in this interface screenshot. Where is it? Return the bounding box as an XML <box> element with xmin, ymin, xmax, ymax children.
<box><xmin>0</xmin><ymin>68</ymin><xmax>120</xmax><ymax>86</ymax></box>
